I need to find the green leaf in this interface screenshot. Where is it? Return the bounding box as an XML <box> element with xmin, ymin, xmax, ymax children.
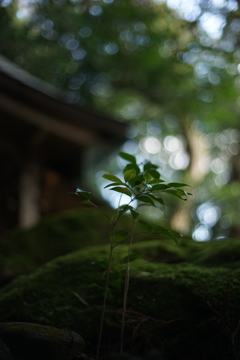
<box><xmin>119</xmin><ymin>152</ymin><xmax>136</xmax><ymax>164</ymax></box>
<box><xmin>123</xmin><ymin>163</ymin><xmax>140</xmax><ymax>176</ymax></box>
<box><xmin>121</xmin><ymin>253</ymin><xmax>140</xmax><ymax>264</ymax></box>
<box><xmin>124</xmin><ymin>169</ymin><xmax>136</xmax><ymax>182</ymax></box>
<box><xmin>114</xmin><ymin>230</ymin><xmax>129</xmax><ymax>242</ymax></box>
<box><xmin>147</xmin><ymin>194</ymin><xmax>165</xmax><ymax>207</ymax></box>
<box><xmin>81</xmin><ymin>200</ymin><xmax>94</xmax><ymax>206</ymax></box>
<box><xmin>119</xmin><ymin>204</ymin><xmax>132</xmax><ymax>210</ymax></box>
<box><xmin>118</xmin><ymin>205</ymin><xmax>139</xmax><ymax>219</ymax></box>
<box><xmin>151</xmin><ymin>184</ymin><xmax>169</xmax><ymax>191</ymax></box>
<box><xmin>153</xmin><ymin>225</ymin><xmax>169</xmax><ymax>233</ymax></box>
<box><xmin>143</xmin><ymin>172</ymin><xmax>152</xmax><ymax>184</ymax></box>
<box><xmin>137</xmin><ymin>220</ymin><xmax>153</xmax><ymax>232</ymax></box>
<box><xmin>165</xmin><ymin>189</ymin><xmax>188</xmax><ymax>201</ymax></box>
<box><xmin>75</xmin><ymin>188</ymin><xmax>92</xmax><ymax>200</ymax></box>
<box><xmin>102</xmin><ymin>174</ymin><xmax>123</xmax><ymax>184</ymax></box>
<box><xmin>129</xmin><ymin>175</ymin><xmax>144</xmax><ymax>188</ymax></box>
<box><xmin>143</xmin><ymin>162</ymin><xmax>158</xmax><ymax>171</ymax></box>
<box><xmin>164</xmin><ymin>230</ymin><xmax>179</xmax><ymax>244</ymax></box>
<box><xmin>153</xmin><ymin>226</ymin><xmax>179</xmax><ymax>244</ymax></box>
<box><xmin>104</xmin><ymin>182</ymin><xmax>126</xmax><ymax>189</ymax></box>
<box><xmin>168</xmin><ymin>182</ymin><xmax>190</xmax><ymax>188</ymax></box>
<box><xmin>117</xmin><ymin>204</ymin><xmax>133</xmax><ymax>217</ymax></box>
<box><xmin>130</xmin><ymin>208</ymin><xmax>139</xmax><ymax>219</ymax></box>
<box><xmin>147</xmin><ymin>169</ymin><xmax>160</xmax><ymax>179</ymax></box>
<box><xmin>137</xmin><ymin>195</ymin><xmax>155</xmax><ymax>206</ymax></box>
<box><xmin>148</xmin><ymin>179</ymin><xmax>165</xmax><ymax>184</ymax></box>
<box><xmin>110</xmin><ymin>187</ymin><xmax>132</xmax><ymax>197</ymax></box>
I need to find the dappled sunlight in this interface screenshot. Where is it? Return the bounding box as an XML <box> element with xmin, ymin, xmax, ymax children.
<box><xmin>139</xmin><ymin>137</ymin><xmax>161</xmax><ymax>154</ymax></box>
<box><xmin>2</xmin><ymin>0</ymin><xmax>240</xmax><ymax>241</ymax></box>
<box><xmin>192</xmin><ymin>224</ymin><xmax>212</xmax><ymax>241</ymax></box>
<box><xmin>199</xmin><ymin>12</ymin><xmax>226</xmax><ymax>39</ymax></box>
<box><xmin>169</xmin><ymin>152</ymin><xmax>190</xmax><ymax>170</ymax></box>
<box><xmin>196</xmin><ymin>202</ymin><xmax>221</xmax><ymax>227</ymax></box>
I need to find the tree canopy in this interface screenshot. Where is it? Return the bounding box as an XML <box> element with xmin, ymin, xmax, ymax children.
<box><xmin>1</xmin><ymin>0</ymin><xmax>240</xmax><ymax>240</ymax></box>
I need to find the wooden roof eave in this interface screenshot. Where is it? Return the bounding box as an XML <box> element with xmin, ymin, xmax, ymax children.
<box><xmin>0</xmin><ymin>56</ymin><xmax>128</xmax><ymax>145</ymax></box>
<box><xmin>0</xmin><ymin>91</ymin><xmax>97</xmax><ymax>146</ymax></box>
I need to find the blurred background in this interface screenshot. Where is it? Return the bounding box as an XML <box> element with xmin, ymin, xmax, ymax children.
<box><xmin>1</xmin><ymin>0</ymin><xmax>240</xmax><ymax>241</ymax></box>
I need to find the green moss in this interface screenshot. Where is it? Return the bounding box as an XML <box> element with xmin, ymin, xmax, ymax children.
<box><xmin>3</xmin><ymin>204</ymin><xmax>240</xmax><ymax>280</ymax></box>
<box><xmin>0</xmin><ymin>207</ymin><xmax>194</xmax><ymax>281</ymax></box>
<box><xmin>188</xmin><ymin>238</ymin><xmax>240</xmax><ymax>268</ymax></box>
<box><xmin>0</xmin><ymin>241</ymin><xmax>240</xmax><ymax>359</ymax></box>
<box><xmin>0</xmin><ymin>208</ymin><xmax>126</xmax><ymax>278</ymax></box>
<box><xmin>0</xmin><ymin>322</ymin><xmax>84</xmax><ymax>360</ymax></box>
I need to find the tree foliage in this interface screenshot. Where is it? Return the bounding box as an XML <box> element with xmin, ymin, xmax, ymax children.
<box><xmin>1</xmin><ymin>0</ymin><xmax>240</xmax><ymax>239</ymax></box>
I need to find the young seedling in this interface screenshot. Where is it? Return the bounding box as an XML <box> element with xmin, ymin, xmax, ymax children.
<box><xmin>73</xmin><ymin>152</ymin><xmax>191</xmax><ymax>358</ymax></box>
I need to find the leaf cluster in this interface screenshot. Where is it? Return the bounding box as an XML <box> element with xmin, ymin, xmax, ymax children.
<box><xmin>75</xmin><ymin>152</ymin><xmax>191</xmax><ymax>244</ymax></box>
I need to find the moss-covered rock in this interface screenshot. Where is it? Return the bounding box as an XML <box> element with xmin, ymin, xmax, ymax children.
<box><xmin>0</xmin><ymin>337</ymin><xmax>15</xmax><ymax>360</ymax></box>
<box><xmin>0</xmin><ymin>240</ymin><xmax>240</xmax><ymax>360</ymax></box>
<box><xmin>0</xmin><ymin>322</ymin><xmax>85</xmax><ymax>360</ymax></box>
<box><xmin>3</xmin><ymin>203</ymin><xmax>240</xmax><ymax>285</ymax></box>
<box><xmin>189</xmin><ymin>238</ymin><xmax>240</xmax><ymax>268</ymax></box>
<box><xmin>0</xmin><ymin>208</ymin><xmax>129</xmax><ymax>281</ymax></box>
<box><xmin>0</xmin><ymin>202</ymin><xmax>240</xmax><ymax>285</ymax></box>
<box><xmin>0</xmin><ymin>207</ymin><xmax>193</xmax><ymax>283</ymax></box>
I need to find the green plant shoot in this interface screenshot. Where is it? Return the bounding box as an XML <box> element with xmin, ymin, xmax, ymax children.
<box><xmin>73</xmin><ymin>152</ymin><xmax>192</xmax><ymax>358</ymax></box>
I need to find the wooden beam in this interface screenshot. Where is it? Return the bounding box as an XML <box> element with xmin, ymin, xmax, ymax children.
<box><xmin>0</xmin><ymin>92</ymin><xmax>97</xmax><ymax>146</ymax></box>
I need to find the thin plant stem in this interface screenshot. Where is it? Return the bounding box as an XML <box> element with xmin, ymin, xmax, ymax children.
<box><xmin>114</xmin><ymin>187</ymin><xmax>147</xmax><ymax>224</ymax></box>
<box><xmin>120</xmin><ymin>220</ymin><xmax>135</xmax><ymax>353</ymax></box>
<box><xmin>120</xmin><ymin>264</ymin><xmax>130</xmax><ymax>354</ymax></box>
<box><xmin>75</xmin><ymin>154</ymin><xmax>189</xmax><ymax>359</ymax></box>
<box><xmin>96</xmin><ymin>195</ymin><xmax>122</xmax><ymax>359</ymax></box>
<box><xmin>113</xmin><ymin>194</ymin><xmax>123</xmax><ymax>224</ymax></box>
<box><xmin>96</xmin><ymin>241</ymin><xmax>114</xmax><ymax>360</ymax></box>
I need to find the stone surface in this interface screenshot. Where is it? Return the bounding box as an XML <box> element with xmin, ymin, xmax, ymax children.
<box><xmin>0</xmin><ymin>322</ymin><xmax>85</xmax><ymax>360</ymax></box>
<box><xmin>0</xmin><ymin>337</ymin><xmax>15</xmax><ymax>360</ymax></box>
<box><xmin>0</xmin><ymin>240</ymin><xmax>240</xmax><ymax>359</ymax></box>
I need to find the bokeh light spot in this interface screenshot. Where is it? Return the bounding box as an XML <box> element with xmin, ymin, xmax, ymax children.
<box><xmin>72</xmin><ymin>49</ymin><xmax>86</xmax><ymax>60</ymax></box>
<box><xmin>193</xmin><ymin>224</ymin><xmax>212</xmax><ymax>241</ymax></box>
<box><xmin>140</xmin><ymin>137</ymin><xmax>161</xmax><ymax>154</ymax></box>
<box><xmin>169</xmin><ymin>152</ymin><xmax>190</xmax><ymax>170</ymax></box>
<box><xmin>89</xmin><ymin>5</ymin><xmax>102</xmax><ymax>16</ymax></box>
<box><xmin>79</xmin><ymin>27</ymin><xmax>92</xmax><ymax>37</ymax></box>
<box><xmin>104</xmin><ymin>42</ymin><xmax>119</xmax><ymax>55</ymax></box>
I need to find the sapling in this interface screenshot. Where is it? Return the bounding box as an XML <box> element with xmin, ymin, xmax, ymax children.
<box><xmin>73</xmin><ymin>152</ymin><xmax>191</xmax><ymax>358</ymax></box>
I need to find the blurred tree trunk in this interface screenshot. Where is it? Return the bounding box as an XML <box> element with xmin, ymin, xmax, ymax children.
<box><xmin>170</xmin><ymin>121</ymin><xmax>210</xmax><ymax>236</ymax></box>
<box><xmin>19</xmin><ymin>162</ymin><xmax>41</xmax><ymax>228</ymax></box>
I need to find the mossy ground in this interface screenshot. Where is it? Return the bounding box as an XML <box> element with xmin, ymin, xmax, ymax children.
<box><xmin>0</xmin><ymin>240</ymin><xmax>240</xmax><ymax>360</ymax></box>
<box><xmin>0</xmin><ymin>208</ymin><xmax>131</xmax><ymax>280</ymax></box>
<box><xmin>2</xmin><ymin>206</ymin><xmax>240</xmax><ymax>280</ymax></box>
<box><xmin>0</xmin><ymin>322</ymin><xmax>84</xmax><ymax>360</ymax></box>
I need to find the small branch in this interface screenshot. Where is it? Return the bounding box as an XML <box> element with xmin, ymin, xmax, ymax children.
<box><xmin>113</xmin><ymin>194</ymin><xmax>123</xmax><ymax>224</ymax></box>
<box><xmin>89</xmin><ymin>202</ymin><xmax>114</xmax><ymax>225</ymax></box>
<box><xmin>114</xmin><ymin>186</ymin><xmax>147</xmax><ymax>224</ymax></box>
